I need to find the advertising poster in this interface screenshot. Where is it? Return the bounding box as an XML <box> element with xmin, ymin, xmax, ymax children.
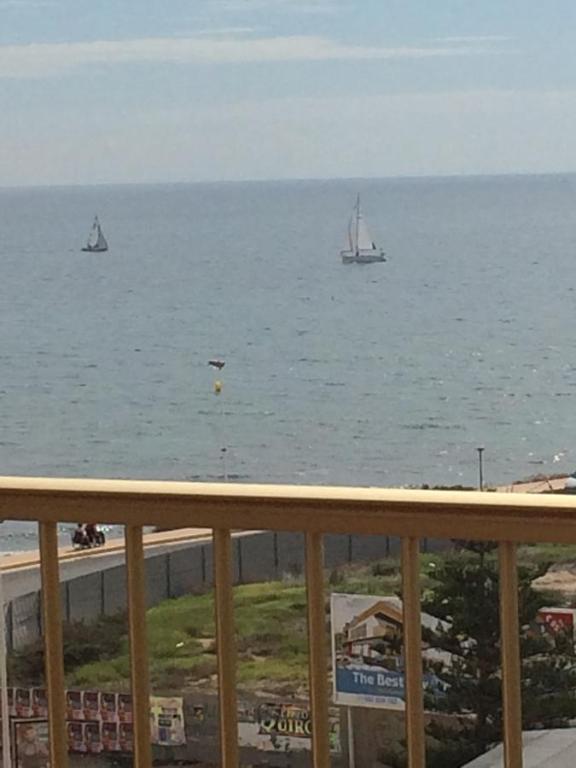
<box><xmin>192</xmin><ymin>705</ymin><xmax>205</xmax><ymax>722</ymax></box>
<box><xmin>66</xmin><ymin>691</ymin><xmax>83</xmax><ymax>721</ymax></box>
<box><xmin>32</xmin><ymin>689</ymin><xmax>48</xmax><ymax>719</ymax></box>
<box><xmin>15</xmin><ymin>689</ymin><xmax>32</xmax><ymax>719</ymax></box>
<box><xmin>118</xmin><ymin>694</ymin><xmax>133</xmax><ymax>723</ymax></box>
<box><xmin>119</xmin><ymin>722</ymin><xmax>133</xmax><ymax>752</ymax></box>
<box><xmin>150</xmin><ymin>696</ymin><xmax>186</xmax><ymax>746</ymax></box>
<box><xmin>537</xmin><ymin>607</ymin><xmax>576</xmax><ymax>647</ymax></box>
<box><xmin>102</xmin><ymin>722</ymin><xmax>120</xmax><ymax>752</ymax></box>
<box><xmin>14</xmin><ymin>719</ymin><xmax>50</xmax><ymax>768</ymax></box>
<box><xmin>84</xmin><ymin>722</ymin><xmax>102</xmax><ymax>754</ymax></box>
<box><xmin>67</xmin><ymin>721</ymin><xmax>85</xmax><ymax>752</ymax></box>
<box><xmin>82</xmin><ymin>691</ymin><xmax>100</xmax><ymax>721</ymax></box>
<box><xmin>238</xmin><ymin>702</ymin><xmax>341</xmax><ymax>754</ymax></box>
<box><xmin>331</xmin><ymin>593</ymin><xmax>447</xmax><ymax>710</ymax></box>
<box><xmin>100</xmin><ymin>692</ymin><xmax>118</xmax><ymax>722</ymax></box>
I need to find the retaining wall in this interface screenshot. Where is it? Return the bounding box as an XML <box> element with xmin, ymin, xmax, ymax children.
<box><xmin>8</xmin><ymin>533</ymin><xmax>448</xmax><ymax>650</ymax></box>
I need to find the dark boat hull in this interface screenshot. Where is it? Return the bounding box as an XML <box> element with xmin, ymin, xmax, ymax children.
<box><xmin>81</xmin><ymin>246</ymin><xmax>108</xmax><ymax>252</ymax></box>
<box><xmin>341</xmin><ymin>250</ymin><xmax>386</xmax><ymax>264</ymax></box>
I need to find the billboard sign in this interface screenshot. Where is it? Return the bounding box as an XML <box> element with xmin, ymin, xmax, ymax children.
<box><xmin>331</xmin><ymin>593</ymin><xmax>446</xmax><ymax>710</ymax></box>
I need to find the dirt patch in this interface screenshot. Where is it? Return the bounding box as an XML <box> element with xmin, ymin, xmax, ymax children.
<box><xmin>533</xmin><ymin>564</ymin><xmax>576</xmax><ymax>594</ymax></box>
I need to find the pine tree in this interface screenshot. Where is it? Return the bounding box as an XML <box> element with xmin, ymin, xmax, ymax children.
<box><xmin>419</xmin><ymin>542</ymin><xmax>576</xmax><ymax>766</ymax></box>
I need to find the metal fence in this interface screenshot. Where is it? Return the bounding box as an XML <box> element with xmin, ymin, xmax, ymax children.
<box><xmin>7</xmin><ymin>530</ymin><xmax>450</xmax><ymax>651</ymax></box>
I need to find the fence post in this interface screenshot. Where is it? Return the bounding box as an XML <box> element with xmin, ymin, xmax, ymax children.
<box><xmin>237</xmin><ymin>537</ymin><xmax>243</xmax><ymax>584</ymax></box>
<box><xmin>201</xmin><ymin>546</ymin><xmax>207</xmax><ymax>584</ymax></box>
<box><xmin>65</xmin><ymin>581</ymin><xmax>71</xmax><ymax>623</ymax></box>
<box><xmin>100</xmin><ymin>570</ymin><xmax>106</xmax><ymax>616</ymax></box>
<box><xmin>165</xmin><ymin>553</ymin><xmax>172</xmax><ymax>599</ymax></box>
<box><xmin>273</xmin><ymin>532</ymin><xmax>279</xmax><ymax>577</ymax></box>
<box><xmin>6</xmin><ymin>602</ymin><xmax>13</xmax><ymax>654</ymax></box>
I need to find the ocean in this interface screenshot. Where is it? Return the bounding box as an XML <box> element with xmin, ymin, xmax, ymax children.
<box><xmin>0</xmin><ymin>174</ymin><xmax>575</xmax><ymax>550</ymax></box>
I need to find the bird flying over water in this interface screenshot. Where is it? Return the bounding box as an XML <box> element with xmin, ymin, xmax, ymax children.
<box><xmin>208</xmin><ymin>360</ymin><xmax>225</xmax><ymax>370</ymax></box>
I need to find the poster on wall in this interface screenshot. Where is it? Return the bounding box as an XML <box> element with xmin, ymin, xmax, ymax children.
<box><xmin>331</xmin><ymin>593</ymin><xmax>448</xmax><ymax>710</ymax></box>
<box><xmin>84</xmin><ymin>722</ymin><xmax>103</xmax><ymax>754</ymax></box>
<box><xmin>100</xmin><ymin>692</ymin><xmax>118</xmax><ymax>722</ymax></box>
<box><xmin>118</xmin><ymin>694</ymin><xmax>133</xmax><ymax>723</ymax></box>
<box><xmin>67</xmin><ymin>721</ymin><xmax>85</xmax><ymax>752</ymax></box>
<box><xmin>238</xmin><ymin>702</ymin><xmax>341</xmax><ymax>754</ymax></box>
<box><xmin>537</xmin><ymin>607</ymin><xmax>576</xmax><ymax>647</ymax></box>
<box><xmin>13</xmin><ymin>719</ymin><xmax>50</xmax><ymax>767</ymax></box>
<box><xmin>119</xmin><ymin>722</ymin><xmax>134</xmax><ymax>752</ymax></box>
<box><xmin>82</xmin><ymin>691</ymin><xmax>99</xmax><ymax>721</ymax></box>
<box><xmin>102</xmin><ymin>721</ymin><xmax>120</xmax><ymax>751</ymax></box>
<box><xmin>15</xmin><ymin>689</ymin><xmax>32</xmax><ymax>719</ymax></box>
<box><xmin>32</xmin><ymin>689</ymin><xmax>48</xmax><ymax>719</ymax></box>
<box><xmin>66</xmin><ymin>691</ymin><xmax>83</xmax><ymax>721</ymax></box>
<box><xmin>150</xmin><ymin>696</ymin><xmax>186</xmax><ymax>746</ymax></box>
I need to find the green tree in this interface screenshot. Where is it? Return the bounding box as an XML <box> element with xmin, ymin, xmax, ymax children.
<box><xmin>419</xmin><ymin>542</ymin><xmax>576</xmax><ymax>767</ymax></box>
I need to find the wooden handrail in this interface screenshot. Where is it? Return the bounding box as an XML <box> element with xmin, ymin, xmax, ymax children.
<box><xmin>2</xmin><ymin>476</ymin><xmax>551</xmax><ymax>768</ymax></box>
<box><xmin>0</xmin><ymin>476</ymin><xmax>575</xmax><ymax>543</ymax></box>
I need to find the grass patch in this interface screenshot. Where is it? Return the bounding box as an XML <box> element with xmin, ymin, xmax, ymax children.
<box><xmin>21</xmin><ymin>543</ymin><xmax>576</xmax><ymax>696</ymax></box>
<box><xmin>66</xmin><ymin>582</ymin><xmax>312</xmax><ymax>693</ymax></box>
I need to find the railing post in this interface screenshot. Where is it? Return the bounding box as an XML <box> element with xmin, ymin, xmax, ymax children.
<box><xmin>213</xmin><ymin>529</ymin><xmax>239</xmax><ymax>768</ymax></box>
<box><xmin>39</xmin><ymin>521</ymin><xmax>68</xmax><ymax>768</ymax></box>
<box><xmin>305</xmin><ymin>532</ymin><xmax>330</xmax><ymax>768</ymax></box>
<box><xmin>499</xmin><ymin>541</ymin><xmax>523</xmax><ymax>768</ymax></box>
<box><xmin>125</xmin><ymin>525</ymin><xmax>152</xmax><ymax>768</ymax></box>
<box><xmin>402</xmin><ymin>537</ymin><xmax>425</xmax><ymax>768</ymax></box>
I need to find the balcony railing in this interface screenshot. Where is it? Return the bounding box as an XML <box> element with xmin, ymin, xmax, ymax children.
<box><xmin>1</xmin><ymin>476</ymin><xmax>575</xmax><ymax>767</ymax></box>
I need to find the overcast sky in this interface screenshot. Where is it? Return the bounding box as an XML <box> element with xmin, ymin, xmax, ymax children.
<box><xmin>2</xmin><ymin>0</ymin><xmax>576</xmax><ymax>186</ymax></box>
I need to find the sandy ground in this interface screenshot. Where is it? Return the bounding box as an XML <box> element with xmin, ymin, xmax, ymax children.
<box><xmin>495</xmin><ymin>476</ymin><xmax>568</xmax><ymax>493</ymax></box>
<box><xmin>533</xmin><ymin>565</ymin><xmax>576</xmax><ymax>594</ymax></box>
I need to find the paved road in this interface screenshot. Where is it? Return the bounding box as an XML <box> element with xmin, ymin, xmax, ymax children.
<box><xmin>0</xmin><ymin>527</ymin><xmax>213</xmax><ymax>602</ymax></box>
<box><xmin>1</xmin><ymin>478</ymin><xmax>567</xmax><ymax>602</ymax></box>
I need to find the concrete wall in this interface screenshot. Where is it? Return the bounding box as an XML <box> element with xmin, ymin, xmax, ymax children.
<box><xmin>8</xmin><ymin>532</ymin><xmax>449</xmax><ymax>650</ymax></box>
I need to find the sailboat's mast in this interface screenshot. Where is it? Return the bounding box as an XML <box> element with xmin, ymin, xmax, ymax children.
<box><xmin>355</xmin><ymin>195</ymin><xmax>361</xmax><ymax>255</ymax></box>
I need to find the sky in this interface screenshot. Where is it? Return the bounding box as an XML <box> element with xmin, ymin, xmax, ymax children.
<box><xmin>2</xmin><ymin>0</ymin><xmax>576</xmax><ymax>186</ymax></box>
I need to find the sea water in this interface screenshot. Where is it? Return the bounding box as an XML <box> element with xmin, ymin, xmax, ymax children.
<box><xmin>1</xmin><ymin>174</ymin><xmax>575</xmax><ymax>549</ymax></box>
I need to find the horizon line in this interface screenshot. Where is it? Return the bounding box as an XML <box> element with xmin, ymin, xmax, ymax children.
<box><xmin>2</xmin><ymin>169</ymin><xmax>576</xmax><ymax>192</ymax></box>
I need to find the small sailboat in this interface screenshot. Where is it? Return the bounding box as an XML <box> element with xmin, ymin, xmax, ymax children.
<box><xmin>81</xmin><ymin>216</ymin><xmax>108</xmax><ymax>253</ymax></box>
<box><xmin>340</xmin><ymin>196</ymin><xmax>386</xmax><ymax>264</ymax></box>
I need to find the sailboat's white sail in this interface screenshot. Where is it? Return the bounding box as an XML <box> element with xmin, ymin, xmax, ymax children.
<box><xmin>86</xmin><ymin>221</ymin><xmax>99</xmax><ymax>249</ymax></box>
<box><xmin>95</xmin><ymin>225</ymin><xmax>108</xmax><ymax>251</ymax></box>
<box><xmin>356</xmin><ymin>214</ymin><xmax>375</xmax><ymax>251</ymax></box>
<box><xmin>82</xmin><ymin>216</ymin><xmax>108</xmax><ymax>252</ymax></box>
<box><xmin>341</xmin><ymin>196</ymin><xmax>385</xmax><ymax>264</ymax></box>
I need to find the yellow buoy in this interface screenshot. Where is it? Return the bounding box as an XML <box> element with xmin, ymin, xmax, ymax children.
<box><xmin>214</xmin><ymin>380</ymin><xmax>223</xmax><ymax>395</ymax></box>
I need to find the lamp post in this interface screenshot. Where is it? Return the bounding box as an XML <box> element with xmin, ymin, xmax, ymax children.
<box><xmin>477</xmin><ymin>447</ymin><xmax>485</xmax><ymax>491</ymax></box>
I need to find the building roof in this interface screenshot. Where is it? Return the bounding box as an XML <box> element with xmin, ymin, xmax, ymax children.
<box><xmin>463</xmin><ymin>729</ymin><xmax>576</xmax><ymax>768</ymax></box>
<box><xmin>347</xmin><ymin>596</ymin><xmax>450</xmax><ymax>633</ymax></box>
<box><xmin>349</xmin><ymin>600</ymin><xmax>404</xmax><ymax>629</ymax></box>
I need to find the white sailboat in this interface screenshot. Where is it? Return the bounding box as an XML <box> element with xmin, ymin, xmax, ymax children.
<box><xmin>81</xmin><ymin>216</ymin><xmax>109</xmax><ymax>253</ymax></box>
<box><xmin>340</xmin><ymin>196</ymin><xmax>386</xmax><ymax>264</ymax></box>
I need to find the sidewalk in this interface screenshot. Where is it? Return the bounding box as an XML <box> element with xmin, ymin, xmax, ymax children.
<box><xmin>0</xmin><ymin>526</ymin><xmax>212</xmax><ymax>573</ymax></box>
<box><xmin>495</xmin><ymin>477</ymin><xmax>567</xmax><ymax>494</ymax></box>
